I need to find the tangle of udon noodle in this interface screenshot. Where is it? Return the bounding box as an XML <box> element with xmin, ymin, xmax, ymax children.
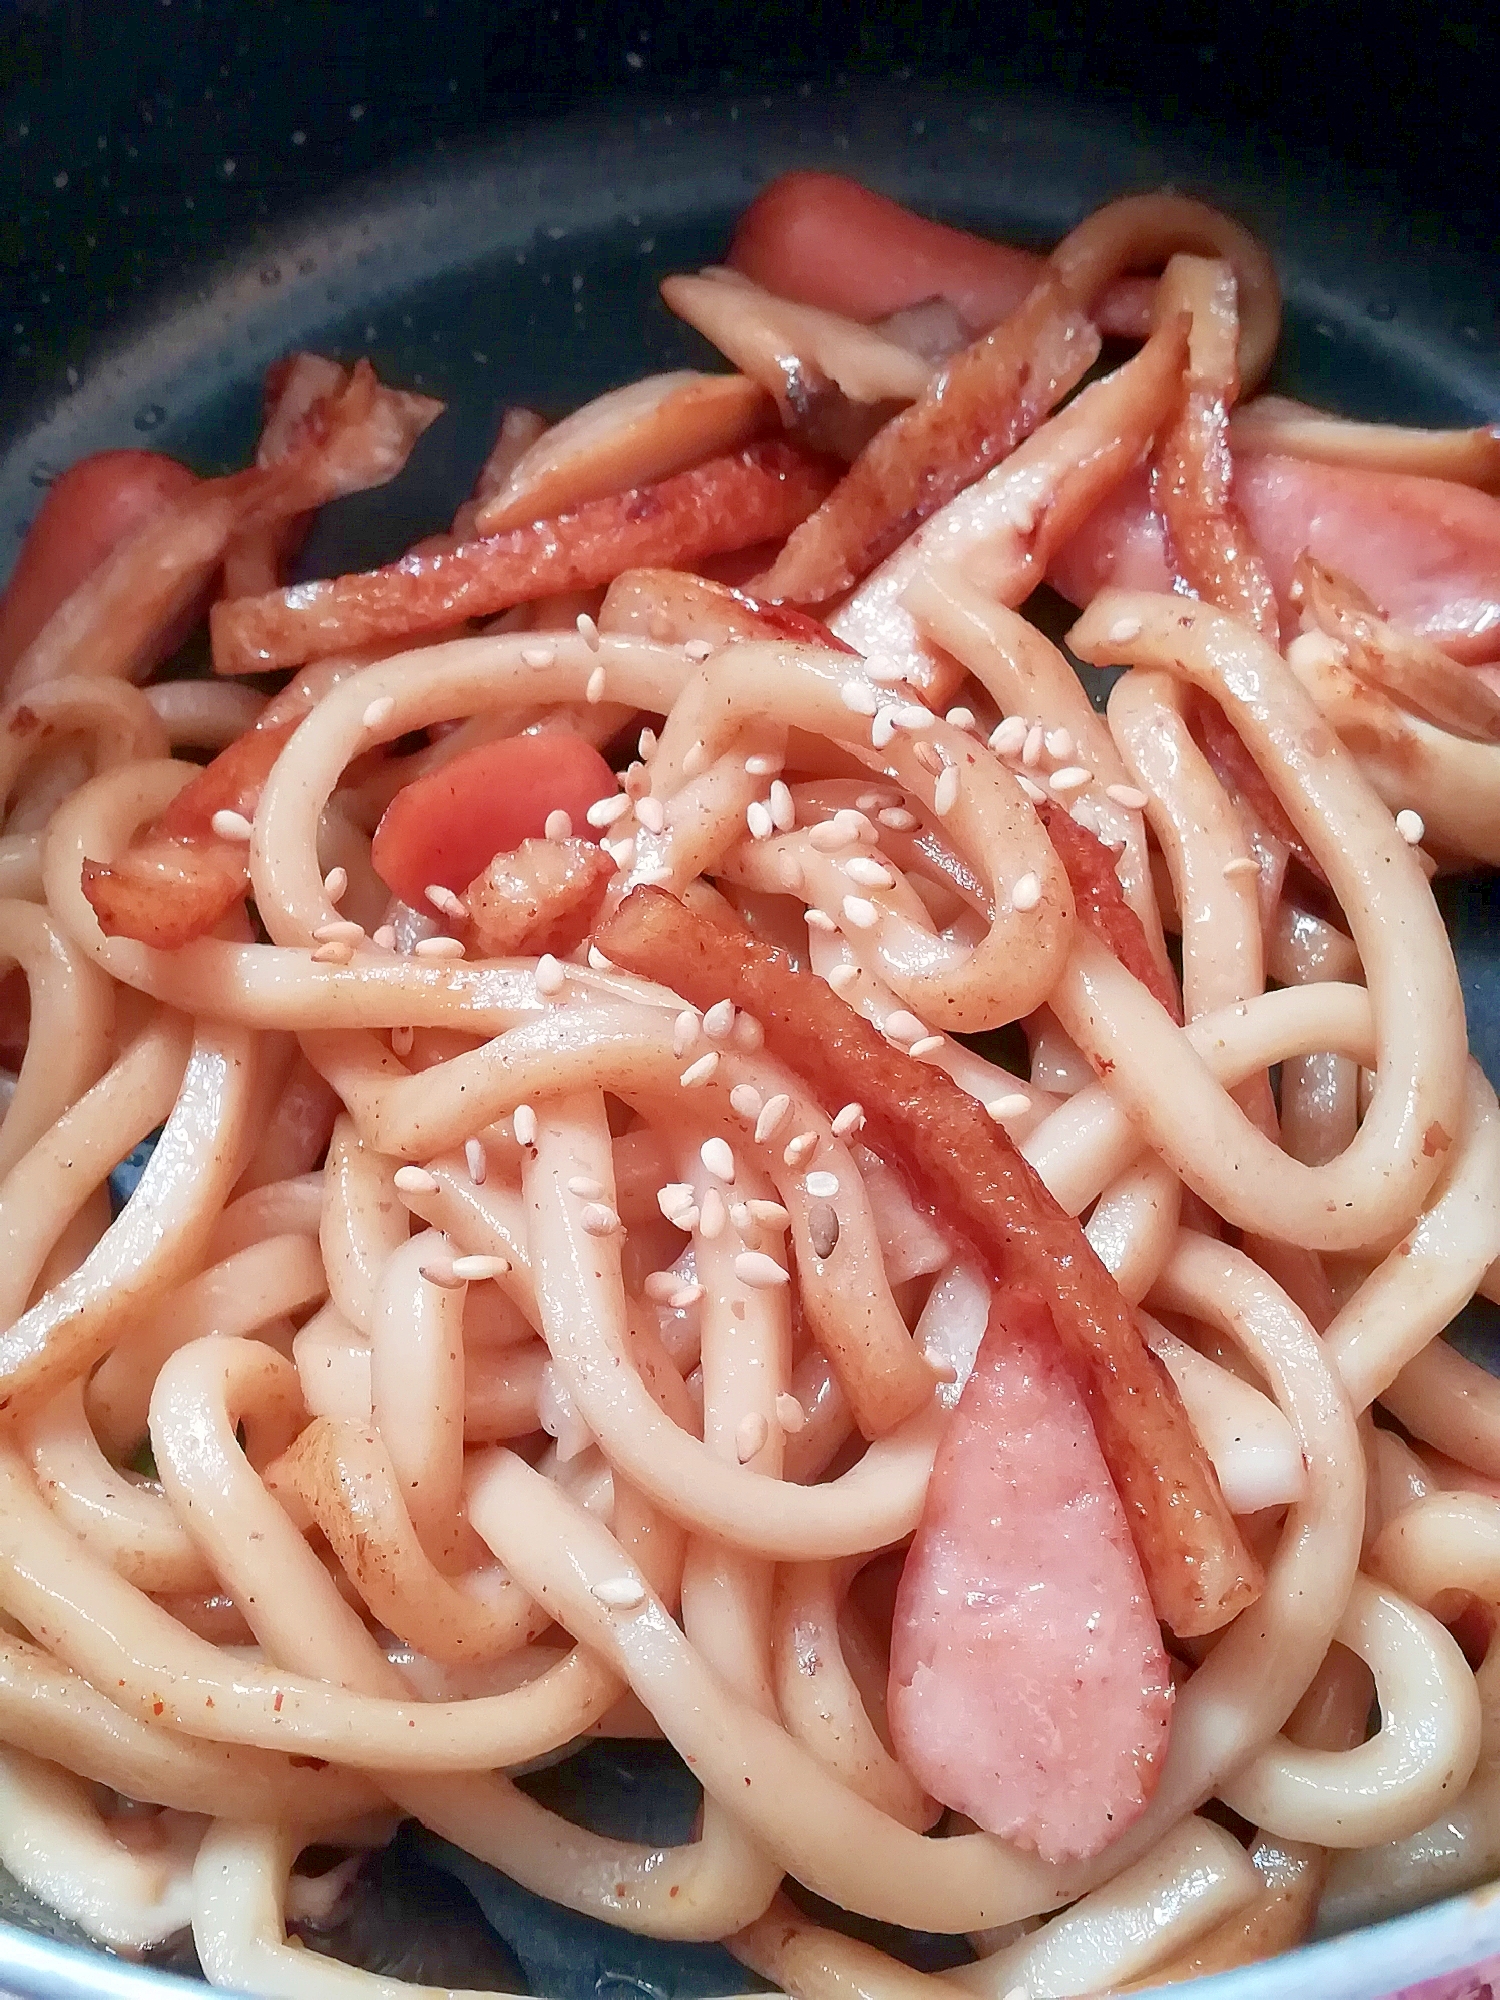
<box><xmin>0</xmin><ymin>243</ymin><xmax>1496</xmax><ymax>2000</ymax></box>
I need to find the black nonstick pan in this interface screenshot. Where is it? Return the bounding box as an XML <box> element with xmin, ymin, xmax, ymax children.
<box><xmin>1</xmin><ymin>2</ymin><xmax>1499</xmax><ymax>1995</ymax></box>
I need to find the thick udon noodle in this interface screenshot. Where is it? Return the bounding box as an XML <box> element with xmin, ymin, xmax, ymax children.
<box><xmin>0</xmin><ymin>186</ymin><xmax>1498</xmax><ymax>2000</ymax></box>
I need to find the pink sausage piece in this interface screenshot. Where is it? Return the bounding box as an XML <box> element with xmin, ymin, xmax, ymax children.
<box><xmin>1049</xmin><ymin>453</ymin><xmax>1500</xmax><ymax>665</ymax></box>
<box><xmin>727</xmin><ymin>170</ymin><xmax>1155</xmax><ymax>341</ymax></box>
<box><xmin>888</xmin><ymin>1288</ymin><xmax>1173</xmax><ymax>1864</ymax></box>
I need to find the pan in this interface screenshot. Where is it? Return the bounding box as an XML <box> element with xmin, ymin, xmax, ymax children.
<box><xmin>1</xmin><ymin>6</ymin><xmax>1498</xmax><ymax>1995</ymax></box>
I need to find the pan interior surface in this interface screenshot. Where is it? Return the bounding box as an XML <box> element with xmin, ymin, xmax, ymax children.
<box><xmin>1</xmin><ymin>77</ymin><xmax>1499</xmax><ymax>2000</ymax></box>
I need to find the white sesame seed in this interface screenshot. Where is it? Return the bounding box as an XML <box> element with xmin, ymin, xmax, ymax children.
<box><xmin>684</xmin><ymin>637</ymin><xmax>715</xmax><ymax>661</ymax></box>
<box><xmin>312</xmin><ymin>919</ymin><xmax>365</xmax><ymax>943</ymax></box>
<box><xmin>394</xmin><ymin>1165</ymin><xmax>441</xmax><ymax>1196</ymax></box>
<box><xmin>536</xmin><ymin>953</ymin><xmax>565</xmax><ymax>995</ymax></box>
<box><xmin>809</xmin><ymin>819</ymin><xmax>854</xmax><ymax>852</ymax></box>
<box><xmin>1044</xmin><ymin>728</ymin><xmax>1073</xmax><ymax>760</ymax></box>
<box><xmin>414</xmin><ymin>935</ymin><xmax>466</xmax><ymax>959</ymax></box>
<box><xmin>946</xmin><ymin>707</ymin><xmax>977</xmax><ymax>732</ymax></box>
<box><xmin>748</xmin><ymin>1199</ymin><xmax>791</xmax><ymax>1230</ymax></box>
<box><xmin>544</xmin><ymin>808</ymin><xmax>574</xmax><ymax>842</ymax></box>
<box><xmin>657</xmin><ymin>1182</ymin><xmax>695</xmax><ymax>1220</ymax></box>
<box><xmin>884</xmin><ymin>1009</ymin><xmax>927</xmax><ymax>1045</ymax></box>
<box><xmin>701</xmin><ymin>1137</ymin><xmax>736</xmax><ymax>1183</ymax></box>
<box><xmin>680</xmin><ymin>1051</ymin><xmax>720</xmax><ymax>1087</ymax></box>
<box><xmin>1049</xmin><ymin>765</ymin><xmax>1091</xmax><ymax>795</ymax></box>
<box><xmin>311</xmin><ymin>941</ymin><xmax>354</xmax><ymax>965</ymax></box>
<box><xmin>831</xmin><ymin>1102</ymin><xmax>864</xmax><ymax>1137</ymax></box>
<box><xmin>734</xmin><ymin>1252</ymin><xmax>790</xmax><ymax>1292</ymax></box>
<box><xmin>210</xmin><ymin>808</ymin><xmax>254</xmax><ymax>842</ymax></box>
<box><xmin>638</xmin><ymin>727</ymin><xmax>658</xmax><ymax>759</ymax></box>
<box><xmin>1396</xmin><ymin>808</ymin><xmax>1425</xmax><ymax>845</ymax></box>
<box><xmin>986</xmin><ymin>1093</ymin><xmax>1033</xmax><ymax>1123</ymax></box>
<box><xmin>827</xmin><ymin>962</ymin><xmax>859</xmax><ymax>994</ymax></box>
<box><xmin>1016</xmin><ymin>774</ymin><xmax>1048</xmax><ymax>804</ymax></box>
<box><xmin>592</xmin><ymin>1575</ymin><xmax>646</xmax><ymax>1609</ymax></box>
<box><xmin>841</xmin><ymin>680</ymin><xmax>879</xmax><ymax>716</ymax></box>
<box><xmin>769</xmin><ymin>779</ymin><xmax>795</xmax><ymax>832</ymax></box>
<box><xmin>643</xmin><ymin>1270</ymin><xmax>680</xmax><ymax>1303</ymax></box>
<box><xmin>672</xmin><ymin>1009</ymin><xmax>701</xmax><ymax>1058</ymax></box>
<box><xmin>842</xmin><ymin>895</ymin><xmax>879</xmax><ymax>930</ymax></box>
<box><xmin>989</xmin><ymin>715</ymin><xmax>1028</xmax><ymax>756</ymax></box>
<box><xmin>451</xmin><ymin>1254</ymin><xmax>510</xmax><ymax>1281</ymax></box>
<box><xmin>735</xmin><ymin>1411</ymin><xmax>770</xmax><ymax>1461</ymax></box>
<box><xmin>587</xmin><ymin>946</ymin><xmax>613</xmax><ymax>970</ymax></box>
<box><xmin>635</xmin><ymin>795</ymin><xmax>666</xmax><ymax>835</ymax></box>
<box><xmin>323</xmin><ymin>866</ymin><xmax>348</xmax><ymax>903</ymax></box>
<box><xmin>933</xmin><ymin>764</ymin><xmax>961</xmax><ymax>816</ymax></box>
<box><xmin>733</xmin><ymin>1013</ymin><xmax>764</xmax><ymax>1053</ymax></box>
<box><xmin>805</xmin><ymin>1170</ymin><xmax>839</xmax><ymax>1199</ymax></box>
<box><xmin>745</xmin><ymin>752</ymin><xmax>783</xmax><ymax>776</ymax></box>
<box><xmin>893</xmin><ymin>703</ymin><xmax>935</xmax><ymax>733</ymax></box>
<box><xmin>783</xmin><ymin>1131</ymin><xmax>818</xmax><ymax>1167</ymax></box>
<box><xmin>1222</xmin><ymin>856</ymin><xmax>1259</xmax><ymax>880</ymax></box>
<box><xmin>871</xmin><ymin>706</ymin><xmax>899</xmax><ymax>750</ymax></box>
<box><xmin>776</xmin><ymin>1392</ymin><xmax>805</xmax><ymax>1433</ymax></box>
<box><xmin>465</xmin><ymin>1138</ymin><xmax>488</xmax><ymax>1185</ymax></box>
<box><xmin>577</xmin><ymin>612</ymin><xmax>601</xmax><ymax>650</ymax></box>
<box><xmin>567</xmin><ymin>1175</ymin><xmax>606</xmax><ymax>1200</ymax></box>
<box><xmin>426</xmin><ymin>883</ymin><xmax>466</xmax><ymax>918</ymax></box>
<box><xmin>730</xmin><ymin>1200</ymin><xmax>751</xmax><ymax>1232</ymax></box>
<box><xmin>909</xmin><ymin>1035</ymin><xmax>945</xmax><ymax>1058</ymax></box>
<box><xmin>670</xmin><ymin>1283</ymin><xmax>704</xmax><ymax>1309</ymax></box>
<box><xmin>579</xmin><ymin>1202</ymin><xmax>622</xmax><ymax>1237</ymax></box>
<box><xmin>1105</xmin><ymin>784</ymin><xmax>1149</xmax><ymax>809</ymax></box>
<box><xmin>855</xmin><ymin>791</ymin><xmax>889</xmax><ymax>810</ymax></box>
<box><xmin>1022</xmin><ymin>724</ymin><xmax>1045</xmax><ymax>768</ymax></box>
<box><xmin>362</xmin><ymin>696</ymin><xmax>396</xmax><ymax>731</ymax></box>
<box><xmin>513</xmin><ymin>1105</ymin><xmax>538</xmax><ymax>1147</ymax></box>
<box><xmin>878</xmin><ymin>806</ymin><xmax>917</xmax><ymax>831</ymax></box>
<box><xmin>843</xmin><ymin>855</ymin><xmax>893</xmax><ymax>890</ymax></box>
<box><xmin>682</xmin><ymin>740</ymin><xmax>708</xmax><ymax>777</ymax></box>
<box><xmin>587</xmin><ymin>792</ymin><xmax>631</xmax><ymax>828</ymax></box>
<box><xmin>805</xmin><ymin>908</ymin><xmax>838</xmax><ymax>933</ymax></box>
<box><xmin>1010</xmin><ymin>873</ymin><xmax>1043</xmax><ymax>913</ymax></box>
<box><xmin>391</xmin><ymin>1025</ymin><xmax>414</xmax><ymax>1056</ymax></box>
<box><xmin>702</xmin><ymin>999</ymin><xmax>735</xmax><ymax>1042</ymax></box>
<box><xmin>585</xmin><ymin>664</ymin><xmax>607</xmax><ymax>704</ymax></box>
<box><xmin>746</xmin><ymin>799</ymin><xmax>774</xmax><ymax>840</ymax></box>
<box><xmin>755</xmin><ymin>1095</ymin><xmax>792</xmax><ymax>1143</ymax></box>
<box><xmin>521</xmin><ymin>642</ymin><xmax>556</xmax><ymax>667</ymax></box>
<box><xmin>699</xmin><ymin>1187</ymin><xmax>728</xmax><ymax>1239</ymax></box>
<box><xmin>371</xmin><ymin>924</ymin><xmax>398</xmax><ymax>951</ymax></box>
<box><xmin>1108</xmin><ymin>615</ymin><xmax>1142</xmax><ymax>644</ymax></box>
<box><xmin>730</xmin><ymin>1083</ymin><xmax>763</xmax><ymax>1121</ymax></box>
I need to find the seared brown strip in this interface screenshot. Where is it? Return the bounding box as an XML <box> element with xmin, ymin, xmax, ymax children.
<box><xmin>750</xmin><ymin>276</ymin><xmax>1100</xmax><ymax>605</ymax></box>
<box><xmin>1036</xmin><ymin>801</ymin><xmax>1182</xmax><ymax>1022</ymax></box>
<box><xmin>596</xmin><ymin>886</ymin><xmax>1261</xmax><ymax>1637</ymax></box>
<box><xmin>211</xmin><ymin>441</ymin><xmax>839</xmax><ymax>675</ymax></box>
<box><xmin>1150</xmin><ymin>255</ymin><xmax>1279</xmax><ymax>644</ymax></box>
